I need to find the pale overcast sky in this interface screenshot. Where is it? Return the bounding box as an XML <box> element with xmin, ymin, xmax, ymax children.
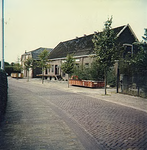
<box><xmin>0</xmin><ymin>0</ymin><xmax>147</xmax><ymax>63</ymax></box>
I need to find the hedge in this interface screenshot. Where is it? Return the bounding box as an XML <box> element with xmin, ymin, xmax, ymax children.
<box><xmin>0</xmin><ymin>69</ymin><xmax>8</xmax><ymax>123</ymax></box>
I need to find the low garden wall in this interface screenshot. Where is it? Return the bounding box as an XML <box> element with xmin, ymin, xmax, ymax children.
<box><xmin>0</xmin><ymin>69</ymin><xmax>8</xmax><ymax>123</ymax></box>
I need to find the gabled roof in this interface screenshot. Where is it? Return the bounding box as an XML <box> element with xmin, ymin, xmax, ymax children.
<box><xmin>116</xmin><ymin>24</ymin><xmax>138</xmax><ymax>41</ymax></box>
<box><xmin>49</xmin><ymin>24</ymin><xmax>137</xmax><ymax>60</ymax></box>
<box><xmin>22</xmin><ymin>47</ymin><xmax>53</xmax><ymax>60</ymax></box>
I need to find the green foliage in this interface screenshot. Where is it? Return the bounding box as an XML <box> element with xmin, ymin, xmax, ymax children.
<box><xmin>0</xmin><ymin>61</ymin><xmax>10</xmax><ymax>71</ymax></box>
<box><xmin>119</xmin><ymin>58</ymin><xmax>132</xmax><ymax>76</ymax></box>
<box><xmin>4</xmin><ymin>61</ymin><xmax>22</xmax><ymax>76</ymax></box>
<box><xmin>0</xmin><ymin>61</ymin><xmax>23</xmax><ymax>76</ymax></box>
<box><xmin>37</xmin><ymin>49</ymin><xmax>50</xmax><ymax>83</ymax></box>
<box><xmin>13</xmin><ymin>63</ymin><xmax>23</xmax><ymax>73</ymax></box>
<box><xmin>24</xmin><ymin>58</ymin><xmax>35</xmax><ymax>81</ymax></box>
<box><xmin>5</xmin><ymin>66</ymin><xmax>14</xmax><ymax>75</ymax></box>
<box><xmin>24</xmin><ymin>58</ymin><xmax>34</xmax><ymax>71</ymax></box>
<box><xmin>107</xmin><ymin>68</ymin><xmax>116</xmax><ymax>87</ymax></box>
<box><xmin>37</xmin><ymin>49</ymin><xmax>50</xmax><ymax>71</ymax></box>
<box><xmin>61</xmin><ymin>54</ymin><xmax>75</xmax><ymax>75</ymax></box>
<box><xmin>61</xmin><ymin>54</ymin><xmax>75</xmax><ymax>87</ymax></box>
<box><xmin>90</xmin><ymin>60</ymin><xmax>104</xmax><ymax>81</ymax></box>
<box><xmin>0</xmin><ymin>69</ymin><xmax>8</xmax><ymax>122</ymax></box>
<box><xmin>130</xmin><ymin>42</ymin><xmax>147</xmax><ymax>93</ymax></box>
<box><xmin>4</xmin><ymin>62</ymin><xmax>10</xmax><ymax>66</ymax></box>
<box><xmin>119</xmin><ymin>36</ymin><xmax>147</xmax><ymax>97</ymax></box>
<box><xmin>12</xmin><ymin>58</ymin><xmax>23</xmax><ymax>74</ymax></box>
<box><xmin>72</xmin><ymin>60</ymin><xmax>104</xmax><ymax>81</ymax></box>
<box><xmin>73</xmin><ymin>65</ymin><xmax>90</xmax><ymax>80</ymax></box>
<box><xmin>142</xmin><ymin>28</ymin><xmax>147</xmax><ymax>42</ymax></box>
<box><xmin>2</xmin><ymin>62</ymin><xmax>11</xmax><ymax>75</ymax></box>
<box><xmin>92</xmin><ymin>17</ymin><xmax>120</xmax><ymax>71</ymax></box>
<box><xmin>92</xmin><ymin>17</ymin><xmax>120</xmax><ymax>94</ymax></box>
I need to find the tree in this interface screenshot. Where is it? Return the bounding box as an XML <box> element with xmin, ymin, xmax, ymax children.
<box><xmin>37</xmin><ymin>49</ymin><xmax>50</xmax><ymax>84</ymax></box>
<box><xmin>13</xmin><ymin>59</ymin><xmax>23</xmax><ymax>80</ymax></box>
<box><xmin>130</xmin><ymin>42</ymin><xmax>147</xmax><ymax>96</ymax></box>
<box><xmin>119</xmin><ymin>28</ymin><xmax>147</xmax><ymax>97</ymax></box>
<box><xmin>92</xmin><ymin>17</ymin><xmax>120</xmax><ymax>94</ymax></box>
<box><xmin>24</xmin><ymin>58</ymin><xmax>34</xmax><ymax>82</ymax></box>
<box><xmin>142</xmin><ymin>28</ymin><xmax>147</xmax><ymax>42</ymax></box>
<box><xmin>89</xmin><ymin>60</ymin><xmax>104</xmax><ymax>81</ymax></box>
<box><xmin>61</xmin><ymin>54</ymin><xmax>75</xmax><ymax>88</ymax></box>
<box><xmin>4</xmin><ymin>61</ymin><xmax>22</xmax><ymax>76</ymax></box>
<box><xmin>73</xmin><ymin>60</ymin><xmax>104</xmax><ymax>81</ymax></box>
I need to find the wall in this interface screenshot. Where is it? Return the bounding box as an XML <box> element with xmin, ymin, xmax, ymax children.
<box><xmin>21</xmin><ymin>53</ymin><xmax>33</xmax><ymax>78</ymax></box>
<box><xmin>48</xmin><ymin>55</ymin><xmax>94</xmax><ymax>80</ymax></box>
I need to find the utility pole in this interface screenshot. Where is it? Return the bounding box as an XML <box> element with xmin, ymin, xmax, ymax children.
<box><xmin>1</xmin><ymin>0</ymin><xmax>4</xmax><ymax>70</ymax></box>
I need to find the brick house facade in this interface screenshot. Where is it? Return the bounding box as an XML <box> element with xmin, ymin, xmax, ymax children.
<box><xmin>47</xmin><ymin>24</ymin><xmax>138</xmax><ymax>80</ymax></box>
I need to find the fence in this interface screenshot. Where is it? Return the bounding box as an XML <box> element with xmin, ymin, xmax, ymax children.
<box><xmin>0</xmin><ymin>69</ymin><xmax>8</xmax><ymax>123</ymax></box>
<box><xmin>120</xmin><ymin>74</ymin><xmax>147</xmax><ymax>98</ymax></box>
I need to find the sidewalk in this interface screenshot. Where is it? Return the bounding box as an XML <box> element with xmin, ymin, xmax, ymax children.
<box><xmin>18</xmin><ymin>78</ymin><xmax>147</xmax><ymax>113</ymax></box>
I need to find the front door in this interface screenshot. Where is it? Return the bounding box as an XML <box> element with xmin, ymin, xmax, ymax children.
<box><xmin>55</xmin><ymin>65</ymin><xmax>58</xmax><ymax>75</ymax></box>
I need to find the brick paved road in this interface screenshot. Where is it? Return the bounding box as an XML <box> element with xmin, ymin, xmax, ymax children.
<box><xmin>48</xmin><ymin>93</ymin><xmax>147</xmax><ymax>150</ymax></box>
<box><xmin>0</xmin><ymin>79</ymin><xmax>85</xmax><ymax>150</ymax></box>
<box><xmin>1</xmin><ymin>78</ymin><xmax>147</xmax><ymax>150</ymax></box>
<box><xmin>36</xmin><ymin>86</ymin><xmax>147</xmax><ymax>150</ymax></box>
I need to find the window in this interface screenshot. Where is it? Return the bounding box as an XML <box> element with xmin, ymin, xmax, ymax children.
<box><xmin>85</xmin><ymin>63</ymin><xmax>89</xmax><ymax>68</ymax></box>
<box><xmin>75</xmin><ymin>59</ymin><xmax>80</xmax><ymax>62</ymax></box>
<box><xmin>123</xmin><ymin>44</ymin><xmax>133</xmax><ymax>58</ymax></box>
<box><xmin>51</xmin><ymin>65</ymin><xmax>54</xmax><ymax>72</ymax></box>
<box><xmin>62</xmin><ymin>60</ymin><xmax>66</xmax><ymax>63</ymax></box>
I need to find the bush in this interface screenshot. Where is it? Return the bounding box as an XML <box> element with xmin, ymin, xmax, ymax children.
<box><xmin>73</xmin><ymin>61</ymin><xmax>104</xmax><ymax>81</ymax></box>
<box><xmin>5</xmin><ymin>66</ymin><xmax>14</xmax><ymax>76</ymax></box>
<box><xmin>107</xmin><ymin>68</ymin><xmax>116</xmax><ymax>87</ymax></box>
<box><xmin>0</xmin><ymin>69</ymin><xmax>8</xmax><ymax>123</ymax></box>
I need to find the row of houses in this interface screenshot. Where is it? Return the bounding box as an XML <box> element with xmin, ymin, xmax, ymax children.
<box><xmin>21</xmin><ymin>24</ymin><xmax>138</xmax><ymax>80</ymax></box>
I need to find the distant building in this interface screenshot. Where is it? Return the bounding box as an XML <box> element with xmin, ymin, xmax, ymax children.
<box><xmin>47</xmin><ymin>24</ymin><xmax>138</xmax><ymax>80</ymax></box>
<box><xmin>21</xmin><ymin>47</ymin><xmax>52</xmax><ymax>78</ymax></box>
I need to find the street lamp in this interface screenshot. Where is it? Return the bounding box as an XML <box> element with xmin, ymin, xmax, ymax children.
<box><xmin>1</xmin><ymin>0</ymin><xmax>4</xmax><ymax>70</ymax></box>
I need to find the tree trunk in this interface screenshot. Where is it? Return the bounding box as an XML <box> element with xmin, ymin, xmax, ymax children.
<box><xmin>68</xmin><ymin>74</ymin><xmax>69</xmax><ymax>88</ymax></box>
<box><xmin>17</xmin><ymin>72</ymin><xmax>18</xmax><ymax>80</ymax></box>
<box><xmin>104</xmin><ymin>71</ymin><xmax>107</xmax><ymax>95</ymax></box>
<box><xmin>27</xmin><ymin>70</ymin><xmax>29</xmax><ymax>82</ymax></box>
<box><xmin>116</xmin><ymin>67</ymin><xmax>119</xmax><ymax>93</ymax></box>
<box><xmin>42</xmin><ymin>69</ymin><xmax>44</xmax><ymax>84</ymax></box>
